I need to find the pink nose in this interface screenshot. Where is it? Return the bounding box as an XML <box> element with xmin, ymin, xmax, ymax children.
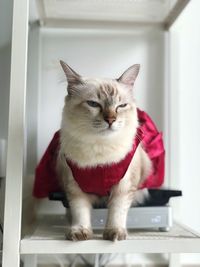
<box><xmin>104</xmin><ymin>117</ymin><xmax>116</xmax><ymax>126</ymax></box>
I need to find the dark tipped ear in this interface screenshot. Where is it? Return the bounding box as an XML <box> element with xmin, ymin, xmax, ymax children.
<box><xmin>117</xmin><ymin>64</ymin><xmax>140</xmax><ymax>87</ymax></box>
<box><xmin>60</xmin><ymin>60</ymin><xmax>82</xmax><ymax>84</ymax></box>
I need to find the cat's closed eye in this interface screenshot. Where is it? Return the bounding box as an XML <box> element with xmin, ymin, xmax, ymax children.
<box><xmin>118</xmin><ymin>103</ymin><xmax>127</xmax><ymax>108</ymax></box>
<box><xmin>116</xmin><ymin>103</ymin><xmax>128</xmax><ymax>112</ymax></box>
<box><xmin>86</xmin><ymin>100</ymin><xmax>101</xmax><ymax>108</ymax></box>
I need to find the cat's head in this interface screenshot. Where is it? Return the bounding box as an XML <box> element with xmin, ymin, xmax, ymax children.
<box><xmin>60</xmin><ymin>61</ymin><xmax>140</xmax><ymax>137</ymax></box>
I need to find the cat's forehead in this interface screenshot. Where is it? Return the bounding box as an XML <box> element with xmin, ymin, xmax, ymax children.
<box><xmin>84</xmin><ymin>78</ymin><xmax>125</xmax><ymax>101</ymax></box>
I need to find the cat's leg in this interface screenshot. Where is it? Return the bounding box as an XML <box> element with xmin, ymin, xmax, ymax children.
<box><xmin>65</xmin><ymin>175</ymin><xmax>97</xmax><ymax>241</ymax></box>
<box><xmin>103</xmin><ymin>145</ymin><xmax>151</xmax><ymax>241</ymax></box>
<box><xmin>103</xmin><ymin>149</ymin><xmax>143</xmax><ymax>241</ymax></box>
<box><xmin>57</xmin><ymin>153</ymin><xmax>95</xmax><ymax>241</ymax></box>
<box><xmin>66</xmin><ymin>193</ymin><xmax>94</xmax><ymax>241</ymax></box>
<box><xmin>103</xmin><ymin>187</ymin><xmax>134</xmax><ymax>241</ymax></box>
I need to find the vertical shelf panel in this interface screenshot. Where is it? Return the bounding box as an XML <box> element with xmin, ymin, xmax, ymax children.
<box><xmin>2</xmin><ymin>0</ymin><xmax>29</xmax><ymax>267</ymax></box>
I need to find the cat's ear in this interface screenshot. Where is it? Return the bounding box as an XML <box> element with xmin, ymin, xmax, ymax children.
<box><xmin>60</xmin><ymin>60</ymin><xmax>82</xmax><ymax>84</ymax></box>
<box><xmin>117</xmin><ymin>64</ymin><xmax>140</xmax><ymax>87</ymax></box>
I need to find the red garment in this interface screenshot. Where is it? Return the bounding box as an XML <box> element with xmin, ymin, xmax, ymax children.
<box><xmin>33</xmin><ymin>109</ymin><xmax>165</xmax><ymax>198</ymax></box>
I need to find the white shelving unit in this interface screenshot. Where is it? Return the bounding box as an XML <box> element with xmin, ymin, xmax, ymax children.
<box><xmin>2</xmin><ymin>0</ymin><xmax>200</xmax><ymax>267</ymax></box>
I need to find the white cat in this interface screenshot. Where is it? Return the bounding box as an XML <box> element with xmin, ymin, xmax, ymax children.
<box><xmin>57</xmin><ymin>61</ymin><xmax>152</xmax><ymax>241</ymax></box>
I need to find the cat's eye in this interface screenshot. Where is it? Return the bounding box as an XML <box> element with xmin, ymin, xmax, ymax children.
<box><xmin>118</xmin><ymin>103</ymin><xmax>127</xmax><ymax>108</ymax></box>
<box><xmin>86</xmin><ymin>100</ymin><xmax>101</xmax><ymax>108</ymax></box>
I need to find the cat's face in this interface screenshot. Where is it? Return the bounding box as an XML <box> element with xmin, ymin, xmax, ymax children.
<box><xmin>60</xmin><ymin>61</ymin><xmax>140</xmax><ymax>136</ymax></box>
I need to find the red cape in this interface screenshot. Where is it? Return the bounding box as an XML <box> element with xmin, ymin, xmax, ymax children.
<box><xmin>33</xmin><ymin>109</ymin><xmax>165</xmax><ymax>198</ymax></box>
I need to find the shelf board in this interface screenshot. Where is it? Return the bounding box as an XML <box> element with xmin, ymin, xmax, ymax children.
<box><xmin>21</xmin><ymin>215</ymin><xmax>200</xmax><ymax>254</ymax></box>
<box><xmin>31</xmin><ymin>0</ymin><xmax>191</xmax><ymax>29</ymax></box>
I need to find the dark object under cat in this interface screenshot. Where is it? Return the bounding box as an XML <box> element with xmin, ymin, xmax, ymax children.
<box><xmin>48</xmin><ymin>189</ymin><xmax>182</xmax><ymax>208</ymax></box>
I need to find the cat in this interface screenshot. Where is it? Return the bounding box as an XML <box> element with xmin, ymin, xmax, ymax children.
<box><xmin>56</xmin><ymin>61</ymin><xmax>152</xmax><ymax>241</ymax></box>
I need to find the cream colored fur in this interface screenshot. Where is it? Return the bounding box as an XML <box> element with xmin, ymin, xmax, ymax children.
<box><xmin>57</xmin><ymin>61</ymin><xmax>152</xmax><ymax>241</ymax></box>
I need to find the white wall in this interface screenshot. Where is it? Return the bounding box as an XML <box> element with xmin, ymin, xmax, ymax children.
<box><xmin>0</xmin><ymin>0</ymin><xmax>13</xmax><ymax>235</ymax></box>
<box><xmin>171</xmin><ymin>0</ymin><xmax>200</xmax><ymax>231</ymax></box>
<box><xmin>26</xmin><ymin>26</ymin><xmax>40</xmax><ymax>174</ymax></box>
<box><xmin>0</xmin><ymin>0</ymin><xmax>13</xmax><ymax>140</ymax></box>
<box><xmin>170</xmin><ymin>0</ymin><xmax>200</xmax><ymax>264</ymax></box>
<box><xmin>0</xmin><ymin>44</ymin><xmax>11</xmax><ymax>245</ymax></box>
<box><xmin>0</xmin><ymin>0</ymin><xmax>13</xmax><ymax>48</ymax></box>
<box><xmin>0</xmin><ymin>45</ymin><xmax>10</xmax><ymax>140</ymax></box>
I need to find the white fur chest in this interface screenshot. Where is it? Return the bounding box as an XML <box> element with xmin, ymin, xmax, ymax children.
<box><xmin>60</xmin><ymin>129</ymin><xmax>136</xmax><ymax>167</ymax></box>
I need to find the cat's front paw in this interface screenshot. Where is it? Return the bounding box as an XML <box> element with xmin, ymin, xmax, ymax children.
<box><xmin>103</xmin><ymin>227</ymin><xmax>127</xmax><ymax>241</ymax></box>
<box><xmin>66</xmin><ymin>226</ymin><xmax>93</xmax><ymax>241</ymax></box>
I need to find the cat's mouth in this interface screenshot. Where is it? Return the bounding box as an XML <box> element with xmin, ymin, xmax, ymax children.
<box><xmin>107</xmin><ymin>126</ymin><xmax>115</xmax><ymax>131</ymax></box>
<box><xmin>99</xmin><ymin>125</ymin><xmax>118</xmax><ymax>134</ymax></box>
<box><xmin>92</xmin><ymin>120</ymin><xmax>123</xmax><ymax>134</ymax></box>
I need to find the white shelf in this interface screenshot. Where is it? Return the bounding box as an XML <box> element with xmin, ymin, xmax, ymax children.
<box><xmin>21</xmin><ymin>215</ymin><xmax>200</xmax><ymax>254</ymax></box>
<box><xmin>2</xmin><ymin>0</ymin><xmax>198</xmax><ymax>266</ymax></box>
<box><xmin>31</xmin><ymin>0</ymin><xmax>191</xmax><ymax>29</ymax></box>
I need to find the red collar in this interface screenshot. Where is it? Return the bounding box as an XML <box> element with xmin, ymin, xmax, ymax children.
<box><xmin>66</xmin><ymin>128</ymin><xmax>144</xmax><ymax>196</ymax></box>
